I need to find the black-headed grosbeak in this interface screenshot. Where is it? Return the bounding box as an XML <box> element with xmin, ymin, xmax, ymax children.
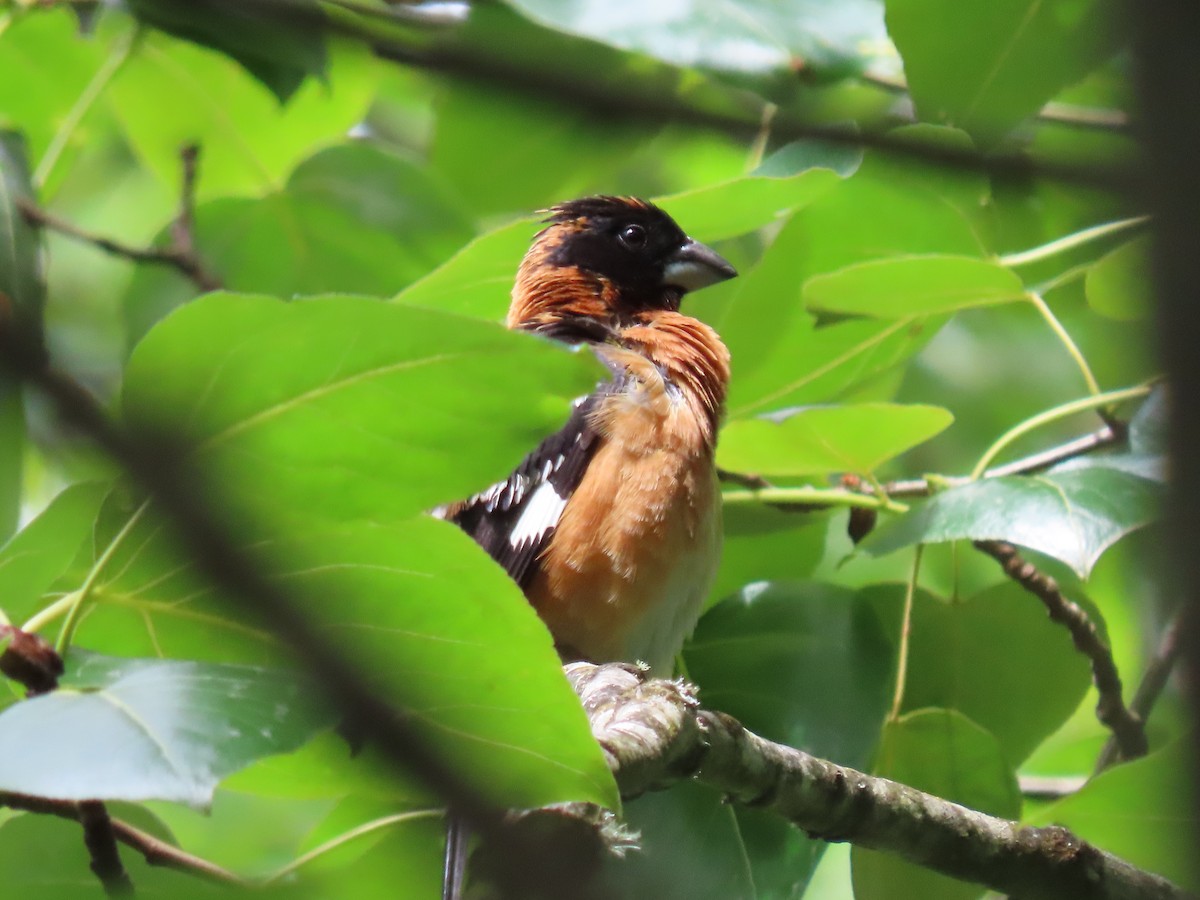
<box><xmin>438</xmin><ymin>195</ymin><xmax>733</xmax><ymax>900</ymax></box>
<box><xmin>441</xmin><ymin>195</ymin><xmax>735</xmax><ymax>675</ymax></box>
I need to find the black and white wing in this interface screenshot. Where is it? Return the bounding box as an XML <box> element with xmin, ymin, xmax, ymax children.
<box><xmin>437</xmin><ymin>395</ymin><xmax>602</xmax><ymax>589</ymax></box>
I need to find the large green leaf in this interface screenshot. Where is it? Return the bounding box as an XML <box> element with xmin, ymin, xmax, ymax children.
<box><xmin>122</xmin><ymin>293</ymin><xmax>601</xmax><ymax>524</ymax></box>
<box><xmin>1028</xmin><ymin>741</ymin><xmax>1199</xmax><ymax>892</ymax></box>
<box><xmin>885</xmin><ymin>0</ymin><xmax>1120</xmax><ymax>144</ymax></box>
<box><xmin>0</xmin><ymin>651</ymin><xmax>331</xmax><ymax>808</ymax></box>
<box><xmin>803</xmin><ymin>256</ymin><xmax>1027</xmax><ymax>319</ymax></box>
<box><xmin>0</xmin><ymin>482</ymin><xmax>108</xmax><ymax>624</ymax></box>
<box><xmin>108</xmin><ymin>31</ymin><xmax>378</xmax><ymax>200</ymax></box>
<box><xmin>506</xmin><ymin>0</ymin><xmax>891</xmax><ymax>80</ymax></box>
<box><xmin>125</xmin><ymin>0</ymin><xmax>328</xmax><ymax>103</ymax></box>
<box><xmin>851</xmin><ymin>708</ymin><xmax>1020</xmax><ymax>900</ymax></box>
<box><xmin>863</xmin><ymin>461</ymin><xmax>1162</xmax><ymax>577</ymax></box>
<box><xmin>869</xmin><ymin>582</ymin><xmax>1093</xmax><ymax>765</ymax></box>
<box><xmin>717</xmin><ymin>402</ymin><xmax>953</xmax><ymax>476</ymax></box>
<box><xmin>0</xmin><ymin>132</ymin><xmax>45</xmax><ymax>541</ymax></box>
<box><xmin>123</xmin><ymin>143</ymin><xmax>475</xmax><ymax>346</ymax></box>
<box><xmin>709</xmin><ymin>505</ymin><xmax>827</xmax><ymax>605</ymax></box>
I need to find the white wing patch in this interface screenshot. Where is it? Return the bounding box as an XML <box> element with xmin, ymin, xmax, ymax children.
<box><xmin>508</xmin><ymin>480</ymin><xmax>569</xmax><ymax>548</ymax></box>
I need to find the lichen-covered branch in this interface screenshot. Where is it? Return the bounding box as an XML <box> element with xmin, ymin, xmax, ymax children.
<box><xmin>566</xmin><ymin>662</ymin><xmax>1189</xmax><ymax>900</ymax></box>
<box><xmin>974</xmin><ymin>540</ymin><xmax>1148</xmax><ymax>762</ymax></box>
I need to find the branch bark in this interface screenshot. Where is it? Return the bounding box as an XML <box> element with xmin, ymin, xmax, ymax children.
<box><xmin>974</xmin><ymin>540</ymin><xmax>1148</xmax><ymax>763</ymax></box>
<box><xmin>567</xmin><ymin>662</ymin><xmax>1189</xmax><ymax>900</ymax></box>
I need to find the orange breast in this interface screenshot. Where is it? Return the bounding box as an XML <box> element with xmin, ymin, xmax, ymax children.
<box><xmin>526</xmin><ymin>359</ymin><xmax>722</xmax><ymax>673</ymax></box>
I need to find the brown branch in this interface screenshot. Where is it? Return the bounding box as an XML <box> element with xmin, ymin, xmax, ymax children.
<box><xmin>78</xmin><ymin>801</ymin><xmax>134</xmax><ymax>897</ymax></box>
<box><xmin>568</xmin><ymin>662</ymin><xmax>1189</xmax><ymax>900</ymax></box>
<box><xmin>18</xmin><ymin>145</ymin><xmax>221</xmax><ymax>292</ymax></box>
<box><xmin>1095</xmin><ymin>610</ymin><xmax>1185</xmax><ymax>773</ymax></box>
<box><xmin>0</xmin><ymin>791</ymin><xmax>243</xmax><ymax>886</ymax></box>
<box><xmin>974</xmin><ymin>540</ymin><xmax>1148</xmax><ymax>762</ymax></box>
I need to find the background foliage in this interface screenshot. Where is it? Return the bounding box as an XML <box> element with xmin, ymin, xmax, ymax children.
<box><xmin>0</xmin><ymin>0</ymin><xmax>1188</xmax><ymax>898</ymax></box>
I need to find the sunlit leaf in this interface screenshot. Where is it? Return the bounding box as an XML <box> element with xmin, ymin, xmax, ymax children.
<box><xmin>717</xmin><ymin>402</ymin><xmax>953</xmax><ymax>476</ymax></box>
<box><xmin>804</xmin><ymin>256</ymin><xmax>1026</xmax><ymax>319</ymax></box>
<box><xmin>0</xmin><ymin>652</ymin><xmax>331</xmax><ymax>808</ymax></box>
<box><xmin>0</xmin><ymin>482</ymin><xmax>108</xmax><ymax>624</ymax></box>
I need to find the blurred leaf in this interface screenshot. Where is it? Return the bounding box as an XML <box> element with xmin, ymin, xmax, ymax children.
<box><xmin>0</xmin><ymin>132</ymin><xmax>45</xmax><ymax>540</ymax></box>
<box><xmin>709</xmin><ymin>505</ymin><xmax>826</xmax><ymax>604</ymax></box>
<box><xmin>109</xmin><ymin>32</ymin><xmax>378</xmax><ymax>199</ymax></box>
<box><xmin>686</xmin><ymin>575</ymin><xmax>903</xmax><ymax>894</ymax></box>
<box><xmin>753</xmin><ymin>136</ymin><xmax>865</xmax><ymax>178</ymax></box>
<box><xmin>873</xmin><ymin>582</ymin><xmax>1093</xmax><ymax>764</ymax></box>
<box><xmin>863</xmin><ymin>463</ymin><xmax>1162</xmax><ymax>577</ymax></box>
<box><xmin>851</xmin><ymin>709</ymin><xmax>1019</xmax><ymax>900</ymax></box>
<box><xmin>123</xmin><ymin>293</ymin><xmax>600</xmax><ymax>523</ymax></box>
<box><xmin>1086</xmin><ymin>237</ymin><xmax>1150</xmax><ymax>322</ymax></box>
<box><xmin>124</xmin><ymin>143</ymin><xmax>475</xmax><ymax>345</ymax></box>
<box><xmin>687</xmin><ymin>581</ymin><xmax>900</xmax><ymax>772</ymax></box>
<box><xmin>804</xmin><ymin>256</ymin><xmax>1026</xmax><ymax>318</ymax></box>
<box><xmin>1029</xmin><ymin>740</ymin><xmax>1199</xmax><ymax>892</ymax></box>
<box><xmin>507</xmin><ymin>0</ymin><xmax>891</xmax><ymax>80</ymax></box>
<box><xmin>0</xmin><ymin>651</ymin><xmax>331</xmax><ymax>808</ymax></box>
<box><xmin>1129</xmin><ymin>386</ymin><xmax>1166</xmax><ymax>457</ymax></box>
<box><xmin>885</xmin><ymin>0</ymin><xmax>1119</xmax><ymax>143</ymax></box>
<box><xmin>125</xmin><ymin>0</ymin><xmax>328</xmax><ymax>102</ymax></box>
<box><xmin>717</xmin><ymin>402</ymin><xmax>953</xmax><ymax>476</ymax></box>
<box><xmin>0</xmin><ymin>482</ymin><xmax>108</xmax><ymax>623</ymax></box>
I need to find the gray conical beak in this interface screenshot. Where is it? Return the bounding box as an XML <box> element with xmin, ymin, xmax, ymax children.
<box><xmin>662</xmin><ymin>238</ymin><xmax>737</xmax><ymax>293</ymax></box>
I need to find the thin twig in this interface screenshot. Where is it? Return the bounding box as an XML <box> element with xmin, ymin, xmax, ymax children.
<box><xmin>78</xmin><ymin>801</ymin><xmax>134</xmax><ymax>897</ymax></box>
<box><xmin>1095</xmin><ymin>611</ymin><xmax>1185</xmax><ymax>774</ymax></box>
<box><xmin>0</xmin><ymin>792</ymin><xmax>244</xmax><ymax>886</ymax></box>
<box><xmin>18</xmin><ymin>146</ymin><xmax>221</xmax><ymax>292</ymax></box>
<box><xmin>974</xmin><ymin>541</ymin><xmax>1148</xmax><ymax>762</ymax></box>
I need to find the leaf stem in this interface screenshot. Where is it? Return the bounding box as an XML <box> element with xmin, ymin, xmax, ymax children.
<box><xmin>1026</xmin><ymin>291</ymin><xmax>1102</xmax><ymax>397</ymax></box>
<box><xmin>721</xmin><ymin>486</ymin><xmax>909</xmax><ymax>514</ymax></box>
<box><xmin>261</xmin><ymin>809</ymin><xmax>443</xmax><ymax>884</ymax></box>
<box><xmin>888</xmin><ymin>546</ymin><xmax>923</xmax><ymax>722</ymax></box>
<box><xmin>998</xmin><ymin>216</ymin><xmax>1149</xmax><ymax>269</ymax></box>
<box><xmin>970</xmin><ymin>384</ymin><xmax>1152</xmax><ymax>480</ymax></box>
<box><xmin>51</xmin><ymin>501</ymin><xmax>148</xmax><ymax>655</ymax></box>
<box><xmin>35</xmin><ymin>26</ymin><xmax>138</xmax><ymax>188</ymax></box>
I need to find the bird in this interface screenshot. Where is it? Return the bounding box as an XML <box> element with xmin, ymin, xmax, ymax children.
<box><xmin>436</xmin><ymin>195</ymin><xmax>736</xmax><ymax>898</ymax></box>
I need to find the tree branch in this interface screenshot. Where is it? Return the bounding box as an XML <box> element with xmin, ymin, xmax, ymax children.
<box><xmin>0</xmin><ymin>791</ymin><xmax>244</xmax><ymax>886</ymax></box>
<box><xmin>974</xmin><ymin>540</ymin><xmax>1148</xmax><ymax>762</ymax></box>
<box><xmin>18</xmin><ymin>145</ymin><xmax>221</xmax><ymax>292</ymax></box>
<box><xmin>77</xmin><ymin>800</ymin><xmax>134</xmax><ymax>897</ymax></box>
<box><xmin>567</xmin><ymin>662</ymin><xmax>1189</xmax><ymax>900</ymax></box>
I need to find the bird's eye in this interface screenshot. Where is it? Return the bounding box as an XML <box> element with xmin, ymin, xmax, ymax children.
<box><xmin>619</xmin><ymin>224</ymin><xmax>647</xmax><ymax>249</ymax></box>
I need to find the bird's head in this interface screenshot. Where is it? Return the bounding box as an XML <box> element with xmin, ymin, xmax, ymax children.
<box><xmin>508</xmin><ymin>196</ymin><xmax>737</xmax><ymax>340</ymax></box>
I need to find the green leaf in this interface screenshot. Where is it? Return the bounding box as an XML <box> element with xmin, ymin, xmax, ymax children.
<box><xmin>506</xmin><ymin>0</ymin><xmax>892</xmax><ymax>80</ymax></box>
<box><xmin>804</xmin><ymin>256</ymin><xmax>1027</xmax><ymax>319</ymax></box>
<box><xmin>687</xmin><ymin>581</ymin><xmax>900</xmax><ymax>773</ymax></box>
<box><xmin>1029</xmin><ymin>740</ymin><xmax>1200</xmax><ymax>892</ymax></box>
<box><xmin>123</xmin><ymin>293</ymin><xmax>602</xmax><ymax>524</ymax></box>
<box><xmin>1086</xmin><ymin>237</ymin><xmax>1150</xmax><ymax>322</ymax></box>
<box><xmin>709</xmin><ymin>506</ymin><xmax>826</xmax><ymax>605</ymax></box>
<box><xmin>885</xmin><ymin>0</ymin><xmax>1120</xmax><ymax>144</ymax></box>
<box><xmin>0</xmin><ymin>652</ymin><xmax>331</xmax><ymax>808</ymax></box>
<box><xmin>862</xmin><ymin>463</ymin><xmax>1162</xmax><ymax>577</ymax></box>
<box><xmin>0</xmin><ymin>482</ymin><xmax>108</xmax><ymax>624</ymax></box>
<box><xmin>0</xmin><ymin>387</ymin><xmax>21</xmax><ymax>546</ymax></box>
<box><xmin>63</xmin><ymin>515</ymin><xmax>618</xmax><ymax>811</ymax></box>
<box><xmin>123</xmin><ymin>143</ymin><xmax>475</xmax><ymax>345</ymax></box>
<box><xmin>877</xmin><ymin>582</ymin><xmax>1093</xmax><ymax>764</ymax></box>
<box><xmin>109</xmin><ymin>32</ymin><xmax>378</xmax><ymax>200</ymax></box>
<box><xmin>717</xmin><ymin>402</ymin><xmax>953</xmax><ymax>476</ymax></box>
<box><xmin>851</xmin><ymin>709</ymin><xmax>1020</xmax><ymax>900</ymax></box>
<box><xmin>126</xmin><ymin>0</ymin><xmax>328</xmax><ymax>103</ymax></box>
